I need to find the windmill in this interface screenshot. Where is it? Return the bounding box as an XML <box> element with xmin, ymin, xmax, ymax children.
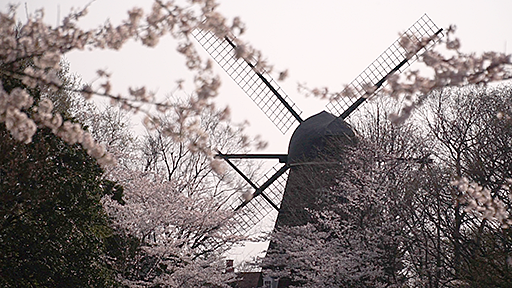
<box><xmin>192</xmin><ymin>14</ymin><xmax>443</xmax><ymax>237</ymax></box>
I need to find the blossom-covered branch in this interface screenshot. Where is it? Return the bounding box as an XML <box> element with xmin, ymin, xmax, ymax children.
<box><xmin>300</xmin><ymin>26</ymin><xmax>512</xmax><ymax>124</ymax></box>
<box><xmin>0</xmin><ymin>0</ymin><xmax>268</xmax><ymax>167</ymax></box>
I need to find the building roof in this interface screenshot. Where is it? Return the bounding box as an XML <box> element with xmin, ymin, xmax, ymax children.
<box><xmin>232</xmin><ymin>272</ymin><xmax>262</xmax><ymax>288</ymax></box>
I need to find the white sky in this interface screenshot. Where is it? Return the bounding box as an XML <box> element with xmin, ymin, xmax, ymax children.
<box><xmin>10</xmin><ymin>0</ymin><xmax>512</xmax><ymax>263</ymax></box>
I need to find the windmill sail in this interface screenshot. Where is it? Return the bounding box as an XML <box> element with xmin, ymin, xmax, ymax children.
<box><xmin>221</xmin><ymin>164</ymin><xmax>289</xmax><ymax>236</ymax></box>
<box><xmin>192</xmin><ymin>29</ymin><xmax>303</xmax><ymax>134</ymax></box>
<box><xmin>199</xmin><ymin>14</ymin><xmax>443</xmax><ymax>245</ymax></box>
<box><xmin>326</xmin><ymin>14</ymin><xmax>443</xmax><ymax>119</ymax></box>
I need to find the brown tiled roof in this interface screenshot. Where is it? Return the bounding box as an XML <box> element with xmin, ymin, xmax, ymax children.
<box><xmin>232</xmin><ymin>272</ymin><xmax>262</xmax><ymax>288</ymax></box>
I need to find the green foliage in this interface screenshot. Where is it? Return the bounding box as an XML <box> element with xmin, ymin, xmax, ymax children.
<box><xmin>0</xmin><ymin>125</ymin><xmax>120</xmax><ymax>287</ymax></box>
<box><xmin>0</xmin><ymin>60</ymin><xmax>126</xmax><ymax>286</ymax></box>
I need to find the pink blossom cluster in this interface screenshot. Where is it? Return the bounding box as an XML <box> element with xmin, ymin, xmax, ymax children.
<box><xmin>0</xmin><ymin>87</ymin><xmax>35</xmax><ymax>143</ymax></box>
<box><xmin>451</xmin><ymin>177</ymin><xmax>512</xmax><ymax>228</ymax></box>
<box><xmin>386</xmin><ymin>26</ymin><xmax>511</xmax><ymax>124</ymax></box>
<box><xmin>0</xmin><ymin>83</ymin><xmax>114</xmax><ymax>165</ymax></box>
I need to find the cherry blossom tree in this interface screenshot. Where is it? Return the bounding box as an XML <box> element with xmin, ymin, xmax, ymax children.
<box><xmin>419</xmin><ymin>85</ymin><xmax>512</xmax><ymax>286</ymax></box>
<box><xmin>0</xmin><ymin>2</ymin><xmax>271</xmax><ymax>284</ymax></box>
<box><xmin>102</xmin><ymin>167</ymin><xmax>238</xmax><ymax>287</ymax></box>
<box><xmin>83</xmin><ymin>96</ymin><xmax>263</xmax><ymax>286</ymax></box>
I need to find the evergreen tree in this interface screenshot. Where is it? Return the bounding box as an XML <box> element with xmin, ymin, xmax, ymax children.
<box><xmin>0</xmin><ymin>63</ymin><xmax>122</xmax><ymax>287</ymax></box>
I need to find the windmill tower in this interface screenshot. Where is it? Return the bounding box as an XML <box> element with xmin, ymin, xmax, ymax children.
<box><xmin>192</xmin><ymin>14</ymin><xmax>443</xmax><ymax>239</ymax></box>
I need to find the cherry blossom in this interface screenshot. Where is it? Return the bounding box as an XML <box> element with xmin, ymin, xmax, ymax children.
<box><xmin>102</xmin><ymin>166</ymin><xmax>241</xmax><ymax>287</ymax></box>
<box><xmin>451</xmin><ymin>177</ymin><xmax>512</xmax><ymax>228</ymax></box>
<box><xmin>0</xmin><ymin>0</ymin><xmax>265</xmax><ymax>167</ymax></box>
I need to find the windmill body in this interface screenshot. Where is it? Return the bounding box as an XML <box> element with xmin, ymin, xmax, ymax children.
<box><xmin>193</xmin><ymin>13</ymin><xmax>443</xmax><ymax>241</ymax></box>
<box><xmin>277</xmin><ymin>111</ymin><xmax>356</xmax><ymax>227</ymax></box>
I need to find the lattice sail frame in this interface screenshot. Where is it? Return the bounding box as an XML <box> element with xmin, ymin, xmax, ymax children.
<box><xmin>326</xmin><ymin>14</ymin><xmax>443</xmax><ymax>119</ymax></box>
<box><xmin>222</xmin><ymin>164</ymin><xmax>288</xmax><ymax>237</ymax></box>
<box><xmin>192</xmin><ymin>29</ymin><xmax>302</xmax><ymax>134</ymax></box>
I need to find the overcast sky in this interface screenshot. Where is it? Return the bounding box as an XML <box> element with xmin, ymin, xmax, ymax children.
<box><xmin>11</xmin><ymin>0</ymin><xmax>512</xmax><ymax>261</ymax></box>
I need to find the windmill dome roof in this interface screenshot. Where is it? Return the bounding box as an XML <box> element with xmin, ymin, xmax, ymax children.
<box><xmin>287</xmin><ymin>111</ymin><xmax>356</xmax><ymax>164</ymax></box>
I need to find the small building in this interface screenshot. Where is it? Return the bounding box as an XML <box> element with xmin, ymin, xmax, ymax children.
<box><xmin>226</xmin><ymin>260</ymin><xmax>279</xmax><ymax>288</ymax></box>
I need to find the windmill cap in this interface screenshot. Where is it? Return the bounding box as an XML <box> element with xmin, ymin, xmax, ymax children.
<box><xmin>287</xmin><ymin>111</ymin><xmax>356</xmax><ymax>164</ymax></box>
